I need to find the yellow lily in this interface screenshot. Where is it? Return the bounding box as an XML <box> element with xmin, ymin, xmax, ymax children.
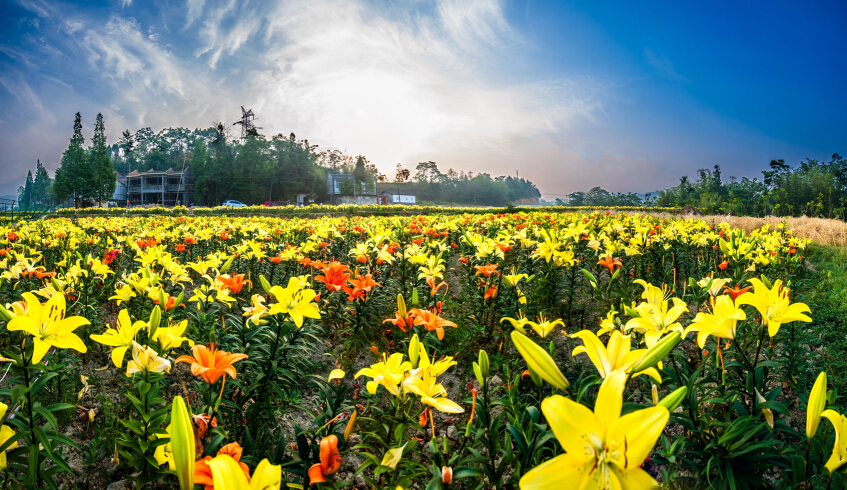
<box><xmin>109</xmin><ymin>284</ymin><xmax>136</xmax><ymax>305</ymax></box>
<box><xmin>125</xmin><ymin>341</ymin><xmax>171</xmax><ymax>376</ymax></box>
<box><xmin>696</xmin><ymin>277</ymin><xmax>730</xmax><ymax>297</ymax></box>
<box><xmin>737</xmin><ymin>278</ymin><xmax>811</xmax><ymax>337</ymax></box>
<box><xmin>403</xmin><ymin>371</ymin><xmax>464</xmax><ymax>413</ymax></box>
<box><xmin>596</xmin><ymin>310</ymin><xmax>620</xmax><ymax>337</ymax></box>
<box><xmin>807</xmin><ymin>372</ymin><xmax>827</xmax><ymax>439</ymax></box>
<box><xmin>90</xmin><ymin>309</ymin><xmax>144</xmax><ymax>368</ymax></box>
<box><xmin>571</xmin><ymin>329</ymin><xmax>661</xmax><ymax>383</ymax></box>
<box><xmin>355</xmin><ymin>353</ymin><xmax>412</xmax><ymax>397</ymax></box>
<box><xmin>268</xmin><ymin>278</ymin><xmax>321</xmax><ymax>328</ymax></box>
<box><xmin>500</xmin><ymin>312</ymin><xmax>532</xmax><ymax>335</ymax></box>
<box><xmin>527</xmin><ymin>314</ymin><xmax>565</xmax><ymax>338</ymax></box>
<box><xmin>625</xmin><ymin>294</ymin><xmax>688</xmax><ymax>348</ymax></box>
<box><xmin>520</xmin><ymin>371</ymin><xmax>669</xmax><ymax>490</ymax></box>
<box><xmin>153</xmin><ymin>319</ymin><xmax>195</xmax><ymax>352</ymax></box>
<box><xmin>207</xmin><ymin>455</ymin><xmax>282</xmax><ymax>490</ymax></box>
<box><xmin>821</xmin><ymin>409</ymin><xmax>847</xmax><ymax>473</ymax></box>
<box><xmin>242</xmin><ymin>294</ymin><xmax>270</xmax><ymax>326</ymax></box>
<box><xmin>7</xmin><ymin>292</ymin><xmax>89</xmax><ymax>364</ymax></box>
<box><xmin>683</xmin><ymin>294</ymin><xmax>749</xmax><ymax>348</ymax></box>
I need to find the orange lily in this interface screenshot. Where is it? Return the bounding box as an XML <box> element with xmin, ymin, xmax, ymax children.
<box><xmin>474</xmin><ymin>264</ymin><xmax>499</xmax><ymax>277</ymax></box>
<box><xmin>723</xmin><ymin>284</ymin><xmax>752</xmax><ymax>300</ymax></box>
<box><xmin>175</xmin><ymin>344</ymin><xmax>248</xmax><ymax>385</ymax></box>
<box><xmin>344</xmin><ymin>274</ymin><xmax>381</xmax><ymax>301</ymax></box>
<box><xmin>410</xmin><ymin>309</ymin><xmax>458</xmax><ymax>340</ymax></box>
<box><xmin>484</xmin><ymin>286</ymin><xmax>498</xmax><ymax>300</ymax></box>
<box><xmin>427</xmin><ymin>276</ymin><xmax>447</xmax><ymax>296</ymax></box>
<box><xmin>315</xmin><ymin>261</ymin><xmax>350</xmax><ymax>292</ymax></box>
<box><xmin>597</xmin><ymin>256</ymin><xmax>622</xmax><ymax>273</ymax></box>
<box><xmin>218</xmin><ymin>274</ymin><xmax>250</xmax><ymax>295</ymax></box>
<box><xmin>308</xmin><ymin>435</ymin><xmax>342</xmax><ymax>484</ymax></box>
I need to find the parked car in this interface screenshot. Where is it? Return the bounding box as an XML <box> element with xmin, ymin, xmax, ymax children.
<box><xmin>262</xmin><ymin>201</ymin><xmax>281</xmax><ymax>207</ymax></box>
<box><xmin>221</xmin><ymin>200</ymin><xmax>248</xmax><ymax>208</ymax></box>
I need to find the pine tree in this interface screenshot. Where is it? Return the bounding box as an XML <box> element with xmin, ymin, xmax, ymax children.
<box><xmin>18</xmin><ymin>171</ymin><xmax>33</xmax><ymax>208</ymax></box>
<box><xmin>91</xmin><ymin>113</ymin><xmax>116</xmax><ymax>204</ymax></box>
<box><xmin>33</xmin><ymin>160</ymin><xmax>52</xmax><ymax>204</ymax></box>
<box><xmin>54</xmin><ymin>112</ymin><xmax>87</xmax><ymax>207</ymax></box>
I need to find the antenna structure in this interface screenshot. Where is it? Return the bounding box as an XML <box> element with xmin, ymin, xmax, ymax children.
<box><xmin>232</xmin><ymin>106</ymin><xmax>262</xmax><ymax>139</ymax></box>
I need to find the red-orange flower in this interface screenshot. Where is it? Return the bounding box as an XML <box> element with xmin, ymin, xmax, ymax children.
<box><xmin>218</xmin><ymin>273</ymin><xmax>250</xmax><ymax>295</ymax></box>
<box><xmin>474</xmin><ymin>264</ymin><xmax>499</xmax><ymax>277</ymax></box>
<box><xmin>598</xmin><ymin>256</ymin><xmax>622</xmax><ymax>273</ymax></box>
<box><xmin>483</xmin><ymin>286</ymin><xmax>498</xmax><ymax>300</ymax></box>
<box><xmin>723</xmin><ymin>284</ymin><xmax>752</xmax><ymax>300</ymax></box>
<box><xmin>176</xmin><ymin>244</ymin><xmax>186</xmax><ymax>252</ymax></box>
<box><xmin>410</xmin><ymin>309</ymin><xmax>458</xmax><ymax>340</ymax></box>
<box><xmin>427</xmin><ymin>276</ymin><xmax>447</xmax><ymax>296</ymax></box>
<box><xmin>383</xmin><ymin>310</ymin><xmax>416</xmax><ymax>333</ymax></box>
<box><xmin>194</xmin><ymin>443</ymin><xmax>250</xmax><ymax>490</ymax></box>
<box><xmin>308</xmin><ymin>435</ymin><xmax>342</xmax><ymax>484</ymax></box>
<box><xmin>347</xmin><ymin>274</ymin><xmax>380</xmax><ymax>294</ymax></box>
<box><xmin>270</xmin><ymin>255</ymin><xmax>282</xmax><ymax>264</ymax></box>
<box><xmin>175</xmin><ymin>344</ymin><xmax>249</xmax><ymax>385</ymax></box>
<box><xmin>315</xmin><ymin>261</ymin><xmax>350</xmax><ymax>292</ymax></box>
<box><xmin>718</xmin><ymin>260</ymin><xmax>729</xmax><ymax>270</ymax></box>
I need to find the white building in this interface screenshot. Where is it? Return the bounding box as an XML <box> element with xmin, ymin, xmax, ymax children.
<box><xmin>390</xmin><ymin>194</ymin><xmax>416</xmax><ymax>205</ymax></box>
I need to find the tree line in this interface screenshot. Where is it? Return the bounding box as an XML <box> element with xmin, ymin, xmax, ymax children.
<box><xmin>651</xmin><ymin>154</ymin><xmax>847</xmax><ymax>218</ymax></box>
<box><xmin>17</xmin><ymin>112</ymin><xmax>117</xmax><ymax>208</ymax></box>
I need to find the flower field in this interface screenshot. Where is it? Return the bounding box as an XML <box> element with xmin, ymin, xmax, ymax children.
<box><xmin>0</xmin><ymin>211</ymin><xmax>837</xmax><ymax>489</ymax></box>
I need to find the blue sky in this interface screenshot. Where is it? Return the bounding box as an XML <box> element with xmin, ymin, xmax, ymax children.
<box><xmin>1</xmin><ymin>0</ymin><xmax>844</xmax><ymax>198</ymax></box>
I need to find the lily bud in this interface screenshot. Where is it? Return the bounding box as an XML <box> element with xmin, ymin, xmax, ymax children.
<box><xmin>170</xmin><ymin>396</ymin><xmax>195</xmax><ymax>490</ymax></box>
<box><xmin>651</xmin><ymin>384</ymin><xmax>659</xmax><ymax>405</ymax></box>
<box><xmin>0</xmin><ymin>304</ymin><xmax>11</xmax><ymax>322</ymax></box>
<box><xmin>756</xmin><ymin>389</ymin><xmax>774</xmax><ymax>429</ymax></box>
<box><xmin>658</xmin><ymin>386</ymin><xmax>687</xmax><ymax>412</ymax></box>
<box><xmin>148</xmin><ymin>305</ymin><xmax>162</xmax><ymax>340</ymax></box>
<box><xmin>631</xmin><ymin>332</ymin><xmax>681</xmax><ymax>373</ymax></box>
<box><xmin>175</xmin><ymin>291</ymin><xmax>184</xmax><ymax>309</ymax></box>
<box><xmin>260</xmin><ymin>275</ymin><xmax>273</xmax><ymax>294</ymax></box>
<box><xmin>510</xmin><ymin>331</ymin><xmax>569</xmax><ymax>390</ymax></box>
<box><xmin>477</xmin><ymin>350</ymin><xmax>490</xmax><ymax>378</ymax></box>
<box><xmin>807</xmin><ymin>372</ymin><xmax>827</xmax><ymax>439</ymax></box>
<box><xmin>409</xmin><ymin>334</ymin><xmax>421</xmax><ymax>367</ymax></box>
<box><xmin>344</xmin><ymin>409</ymin><xmax>358</xmax><ymax>442</ymax></box>
<box><xmin>442</xmin><ymin>466</ymin><xmax>453</xmax><ymax>484</ymax></box>
<box><xmin>411</xmin><ymin>288</ymin><xmax>419</xmax><ymax>306</ymax></box>
<box><xmin>220</xmin><ymin>255</ymin><xmax>235</xmax><ymax>274</ymax></box>
<box><xmin>397</xmin><ymin>294</ymin><xmax>407</xmax><ymax>318</ymax></box>
<box><xmin>473</xmin><ymin>362</ymin><xmax>484</xmax><ymax>386</ymax></box>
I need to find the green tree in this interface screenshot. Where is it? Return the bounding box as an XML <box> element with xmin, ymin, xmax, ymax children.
<box><xmin>17</xmin><ymin>170</ymin><xmax>33</xmax><ymax>208</ymax></box>
<box><xmin>54</xmin><ymin>112</ymin><xmax>89</xmax><ymax>207</ymax></box>
<box><xmin>91</xmin><ymin>113</ymin><xmax>117</xmax><ymax>204</ymax></box>
<box><xmin>33</xmin><ymin>160</ymin><xmax>52</xmax><ymax>204</ymax></box>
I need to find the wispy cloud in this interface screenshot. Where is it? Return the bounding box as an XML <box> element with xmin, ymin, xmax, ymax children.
<box><xmin>644</xmin><ymin>48</ymin><xmax>688</xmax><ymax>81</ymax></box>
<box><xmin>0</xmin><ymin>0</ymin><xmax>617</xmax><ymax>196</ymax></box>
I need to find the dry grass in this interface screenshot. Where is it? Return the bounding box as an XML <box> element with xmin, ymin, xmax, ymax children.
<box><xmin>689</xmin><ymin>215</ymin><xmax>847</xmax><ymax>246</ymax></box>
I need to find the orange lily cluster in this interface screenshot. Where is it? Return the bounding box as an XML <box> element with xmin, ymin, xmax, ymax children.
<box><xmin>598</xmin><ymin>256</ymin><xmax>622</xmax><ymax>273</ymax></box>
<box><xmin>383</xmin><ymin>307</ymin><xmax>457</xmax><ymax>339</ymax></box>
